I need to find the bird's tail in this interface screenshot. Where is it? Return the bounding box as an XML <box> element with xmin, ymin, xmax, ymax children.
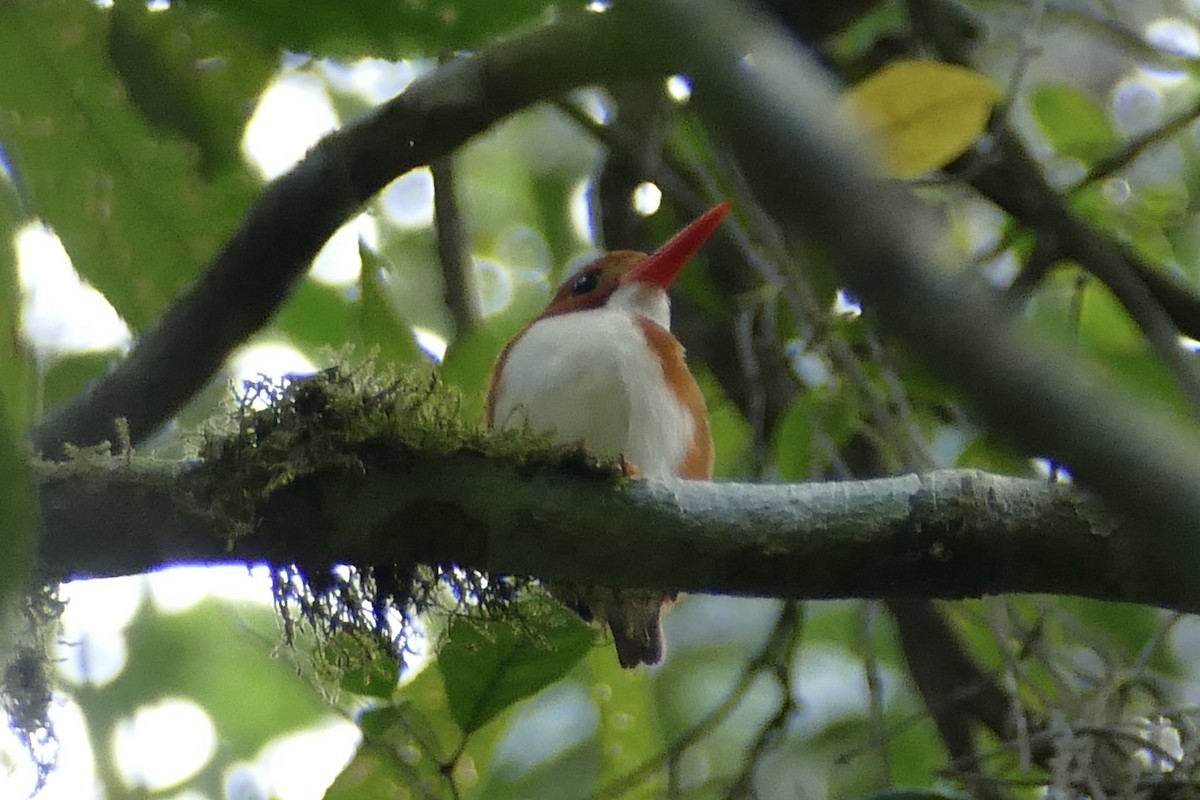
<box><xmin>553</xmin><ymin>585</ymin><xmax>670</xmax><ymax>668</ymax></box>
<box><xmin>605</xmin><ymin>594</ymin><xmax>665</xmax><ymax>669</ymax></box>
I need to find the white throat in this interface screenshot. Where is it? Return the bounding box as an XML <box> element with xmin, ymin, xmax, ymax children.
<box><xmin>607</xmin><ymin>282</ymin><xmax>670</xmax><ymax>328</ymax></box>
<box><xmin>491</xmin><ymin>289</ymin><xmax>693</xmax><ymax>477</ymax></box>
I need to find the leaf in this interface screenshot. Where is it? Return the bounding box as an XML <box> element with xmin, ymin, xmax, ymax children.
<box><xmin>272</xmin><ymin>277</ymin><xmax>355</xmax><ymax>352</ymax></box>
<box><xmin>40</xmin><ymin>351</ymin><xmax>118</xmax><ymax>414</ymax></box>
<box><xmin>323</xmin><ymin>738</ymin><xmax>443</xmax><ymax>800</ymax></box>
<box><xmin>187</xmin><ymin>0</ymin><xmax>555</xmax><ymax>59</ymax></box>
<box><xmin>842</xmin><ymin>60</ymin><xmax>998</xmax><ymax>178</ymax></box>
<box><xmin>0</xmin><ymin>173</ymin><xmax>31</xmax><ymax>428</ymax></box>
<box><xmin>0</xmin><ymin>182</ymin><xmax>34</xmax><ymax>606</ymax></box>
<box><xmin>107</xmin><ymin>0</ymin><xmax>275</xmax><ymax>175</ymax></box>
<box><xmin>580</xmin><ymin>643</ymin><xmax>665</xmax><ymax>796</ymax></box>
<box><xmin>1029</xmin><ymin>83</ymin><xmax>1120</xmax><ymax>165</ymax></box>
<box><xmin>325</xmin><ymin>631</ymin><xmax>401</xmax><ymax>700</ymax></box>
<box><xmin>1058</xmin><ymin>598</ymin><xmax>1179</xmax><ymax>675</ymax></box>
<box><xmin>855</xmin><ymin>788</ymin><xmax>965</xmax><ymax>800</ymax></box>
<box><xmin>438</xmin><ymin>606</ymin><xmax>594</xmax><ymax>735</ymax></box>
<box><xmin>440</xmin><ymin>276</ymin><xmax>548</xmax><ymax>419</ymax></box>
<box><xmin>773</xmin><ymin>391</ymin><xmax>860</xmax><ymax>482</ymax></box>
<box><xmin>955</xmin><ymin>434</ymin><xmax>1032</xmax><ymax>474</ymax></box>
<box><xmin>698</xmin><ymin>366</ymin><xmax>752</xmax><ymax>479</ymax></box>
<box><xmin>324</xmin><ymin>668</ymin><xmax>459</xmax><ymax>799</ymax></box>
<box><xmin>357</xmin><ymin>244</ymin><xmax>423</xmax><ymax>369</ymax></box>
<box><xmin>0</xmin><ymin>393</ymin><xmax>36</xmax><ymax>607</ymax></box>
<box><xmin>827</xmin><ymin>2</ymin><xmax>908</xmax><ymax>65</ymax></box>
<box><xmin>476</xmin><ymin>737</ymin><xmax>600</xmax><ymax>800</ymax></box>
<box><xmin>0</xmin><ymin>0</ymin><xmax>265</xmax><ymax>329</ymax></box>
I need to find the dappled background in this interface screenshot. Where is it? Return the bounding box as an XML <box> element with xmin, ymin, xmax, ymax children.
<box><xmin>7</xmin><ymin>1</ymin><xmax>1200</xmax><ymax>799</ymax></box>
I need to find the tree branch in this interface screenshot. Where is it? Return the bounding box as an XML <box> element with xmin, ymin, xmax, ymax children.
<box><xmin>35</xmin><ymin>457</ymin><xmax>1186</xmax><ymax>612</ymax></box>
<box><xmin>964</xmin><ymin>129</ymin><xmax>1200</xmax><ymax>416</ymax></box>
<box><xmin>631</xmin><ymin>0</ymin><xmax>1200</xmax><ymax>589</ymax></box>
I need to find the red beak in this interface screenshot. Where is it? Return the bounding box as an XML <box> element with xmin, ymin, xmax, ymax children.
<box><xmin>622</xmin><ymin>201</ymin><xmax>731</xmax><ymax>289</ymax></box>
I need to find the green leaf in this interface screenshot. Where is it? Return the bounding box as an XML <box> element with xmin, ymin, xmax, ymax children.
<box><xmin>1058</xmin><ymin>598</ymin><xmax>1178</xmax><ymax>675</ymax></box>
<box><xmin>0</xmin><ymin>0</ymin><xmax>264</xmax><ymax>329</ymax></box>
<box><xmin>323</xmin><ymin>740</ymin><xmax>421</xmax><ymax>800</ymax></box>
<box><xmin>476</xmin><ymin>737</ymin><xmax>600</xmax><ymax>800</ymax></box>
<box><xmin>40</xmin><ymin>350</ymin><xmax>118</xmax><ymax>415</ymax></box>
<box><xmin>438</xmin><ymin>606</ymin><xmax>594</xmax><ymax>735</ymax></box>
<box><xmin>856</xmin><ymin>790</ymin><xmax>965</xmax><ymax>800</ymax></box>
<box><xmin>579</xmin><ymin>643</ymin><xmax>665</xmax><ymax>796</ymax></box>
<box><xmin>1029</xmin><ymin>84</ymin><xmax>1121</xmax><ymax>165</ymax></box>
<box><xmin>187</xmin><ymin>0</ymin><xmax>555</xmax><ymax>58</ymax></box>
<box><xmin>323</xmin><ymin>737</ymin><xmax>443</xmax><ymax>800</ymax></box>
<box><xmin>695</xmin><ymin>366</ymin><xmax>752</xmax><ymax>479</ymax></box>
<box><xmin>107</xmin><ymin>0</ymin><xmax>275</xmax><ymax>175</ymax></box>
<box><xmin>955</xmin><ymin>433</ymin><xmax>1032</xmax><ymax>474</ymax></box>
<box><xmin>0</xmin><ymin>173</ymin><xmax>31</xmax><ymax>428</ymax></box>
<box><xmin>357</xmin><ymin>244</ymin><xmax>423</xmax><ymax>369</ymax></box>
<box><xmin>440</xmin><ymin>276</ymin><xmax>548</xmax><ymax>420</ymax></box>
<box><xmin>0</xmin><ymin>392</ymin><xmax>36</xmax><ymax>606</ymax></box>
<box><xmin>325</xmin><ymin>631</ymin><xmax>401</xmax><ymax>699</ymax></box>
<box><xmin>376</xmin><ymin>231</ymin><xmax>448</xmax><ymax>335</ymax></box>
<box><xmin>0</xmin><ymin>181</ymin><xmax>34</xmax><ymax>606</ymax></box>
<box><xmin>827</xmin><ymin>1</ymin><xmax>908</xmax><ymax>66</ymax></box>
<box><xmin>272</xmin><ymin>277</ymin><xmax>355</xmax><ymax>352</ymax></box>
<box><xmin>773</xmin><ymin>390</ymin><xmax>860</xmax><ymax>482</ymax></box>
<box><xmin>325</xmin><ymin>668</ymin><xmax>459</xmax><ymax>799</ymax></box>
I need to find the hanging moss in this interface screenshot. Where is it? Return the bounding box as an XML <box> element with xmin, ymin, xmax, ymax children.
<box><xmin>195</xmin><ymin>360</ymin><xmax>621</xmax><ymax>675</ymax></box>
<box><xmin>1</xmin><ymin>587</ymin><xmax>66</xmax><ymax>793</ymax></box>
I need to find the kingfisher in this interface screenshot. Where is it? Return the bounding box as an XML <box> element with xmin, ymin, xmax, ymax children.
<box><xmin>485</xmin><ymin>201</ymin><xmax>729</xmax><ymax>667</ymax></box>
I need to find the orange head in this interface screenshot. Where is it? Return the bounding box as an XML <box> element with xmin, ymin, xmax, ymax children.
<box><xmin>539</xmin><ymin>200</ymin><xmax>732</xmax><ymax>319</ymax></box>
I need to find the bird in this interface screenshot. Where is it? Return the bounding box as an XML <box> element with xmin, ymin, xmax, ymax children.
<box><xmin>484</xmin><ymin>201</ymin><xmax>730</xmax><ymax>667</ymax></box>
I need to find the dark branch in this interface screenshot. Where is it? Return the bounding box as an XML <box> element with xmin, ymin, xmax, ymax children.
<box><xmin>633</xmin><ymin>0</ymin><xmax>1200</xmax><ymax>591</ymax></box>
<box><xmin>963</xmin><ymin>130</ymin><xmax>1200</xmax><ymax>416</ymax></box>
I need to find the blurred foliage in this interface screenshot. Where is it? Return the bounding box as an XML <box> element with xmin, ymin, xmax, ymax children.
<box><xmin>0</xmin><ymin>177</ymin><xmax>35</xmax><ymax>610</ymax></box>
<box><xmin>67</xmin><ymin>595</ymin><xmax>333</xmax><ymax>797</ymax></box>
<box><xmin>357</xmin><ymin>245</ymin><xmax>423</xmax><ymax>369</ymax></box>
<box><xmin>0</xmin><ymin>175</ymin><xmax>30</xmax><ymax>428</ymax></box>
<box><xmin>1</xmin><ymin>0</ymin><xmax>1200</xmax><ymax>798</ymax></box>
<box><xmin>185</xmin><ymin>0</ymin><xmax>556</xmax><ymax>59</ymax></box>
<box><xmin>1029</xmin><ymin>83</ymin><xmax>1122</xmax><ymax>166</ymax></box>
<box><xmin>438</xmin><ymin>607</ymin><xmax>594</xmax><ymax>735</ymax></box>
<box><xmin>0</xmin><ymin>0</ymin><xmax>266</xmax><ymax>329</ymax></box>
<box><xmin>107</xmin><ymin>0</ymin><xmax>275</xmax><ymax>175</ymax></box>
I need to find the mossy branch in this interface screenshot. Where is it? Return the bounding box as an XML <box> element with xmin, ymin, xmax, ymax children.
<box><xmin>35</xmin><ymin>449</ymin><xmax>1176</xmax><ymax>612</ymax></box>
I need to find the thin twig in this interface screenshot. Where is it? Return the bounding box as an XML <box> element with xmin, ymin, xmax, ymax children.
<box><xmin>722</xmin><ymin>602</ymin><xmax>804</xmax><ymax>799</ymax></box>
<box><xmin>591</xmin><ymin>604</ymin><xmax>797</xmax><ymax>800</ymax></box>
<box><xmin>431</xmin><ymin>155</ymin><xmax>480</xmax><ymax>336</ymax></box>
<box><xmin>1077</xmin><ymin>93</ymin><xmax>1200</xmax><ymax>190</ymax></box>
<box><xmin>860</xmin><ymin>600</ymin><xmax>893</xmax><ymax>788</ymax></box>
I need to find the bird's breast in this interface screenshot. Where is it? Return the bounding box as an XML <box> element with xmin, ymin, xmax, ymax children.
<box><xmin>490</xmin><ymin>308</ymin><xmax>697</xmax><ymax>477</ymax></box>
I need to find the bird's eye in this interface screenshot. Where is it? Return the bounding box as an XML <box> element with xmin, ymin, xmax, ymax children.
<box><xmin>570</xmin><ymin>270</ymin><xmax>600</xmax><ymax>296</ymax></box>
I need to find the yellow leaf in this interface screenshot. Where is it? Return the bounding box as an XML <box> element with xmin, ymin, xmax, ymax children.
<box><xmin>841</xmin><ymin>60</ymin><xmax>998</xmax><ymax>178</ymax></box>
